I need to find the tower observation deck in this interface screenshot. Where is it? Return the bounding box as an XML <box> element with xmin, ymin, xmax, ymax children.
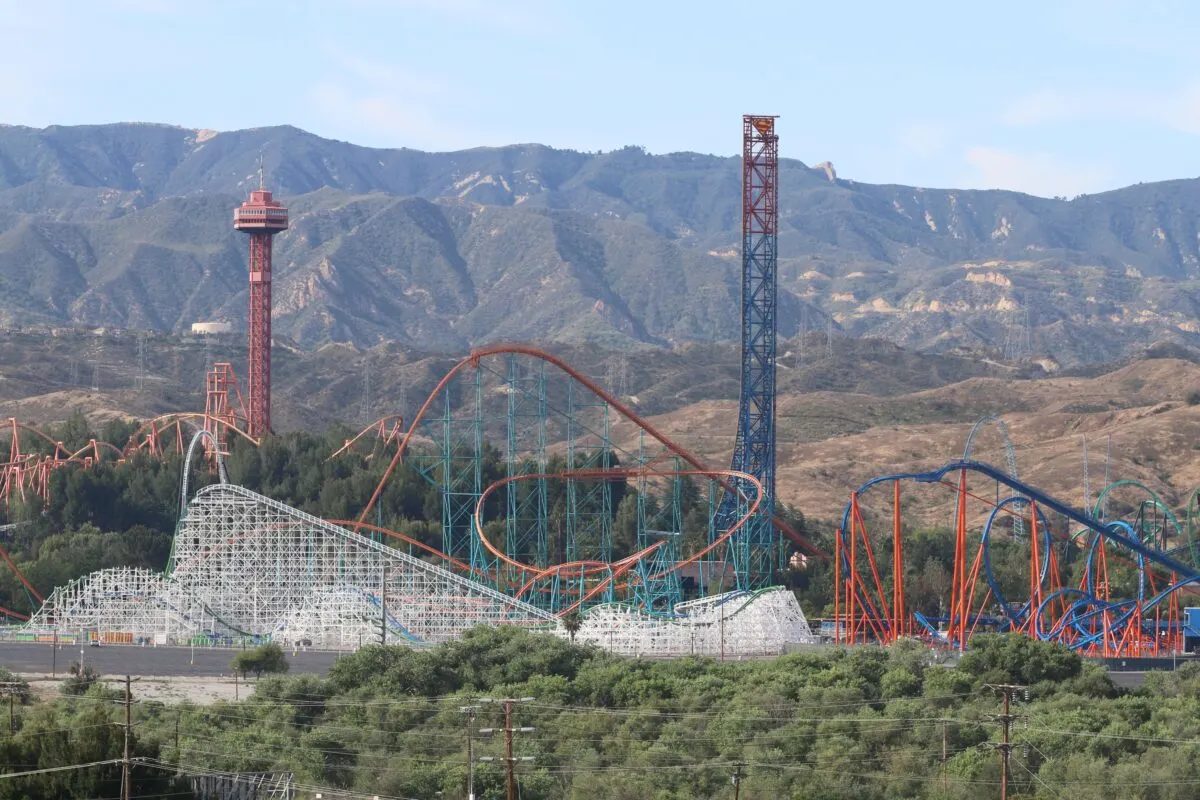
<box><xmin>233</xmin><ymin>183</ymin><xmax>288</xmax><ymax>437</ymax></box>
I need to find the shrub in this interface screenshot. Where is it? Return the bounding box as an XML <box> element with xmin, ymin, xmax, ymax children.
<box><xmin>60</xmin><ymin>661</ymin><xmax>100</xmax><ymax>696</ymax></box>
<box><xmin>0</xmin><ymin>666</ymin><xmax>32</xmax><ymax>703</ymax></box>
<box><xmin>958</xmin><ymin>633</ymin><xmax>1080</xmax><ymax>687</ymax></box>
<box><xmin>231</xmin><ymin>642</ymin><xmax>290</xmax><ymax>679</ymax></box>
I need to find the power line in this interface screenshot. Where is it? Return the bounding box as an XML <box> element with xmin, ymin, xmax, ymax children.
<box><xmin>461</xmin><ymin>703</ymin><xmax>479</xmax><ymax>800</ymax></box>
<box><xmin>985</xmin><ymin>683</ymin><xmax>1027</xmax><ymax>800</ymax></box>
<box><xmin>122</xmin><ymin>674</ymin><xmax>132</xmax><ymax>800</ymax></box>
<box><xmin>0</xmin><ymin>759</ymin><xmax>124</xmax><ymax>780</ymax></box>
<box><xmin>477</xmin><ymin>696</ymin><xmax>535</xmax><ymax>800</ymax></box>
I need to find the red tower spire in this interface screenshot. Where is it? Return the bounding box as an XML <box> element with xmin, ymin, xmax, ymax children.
<box><xmin>233</xmin><ymin>170</ymin><xmax>288</xmax><ymax>438</ymax></box>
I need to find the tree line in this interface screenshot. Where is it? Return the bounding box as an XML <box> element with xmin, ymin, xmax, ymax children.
<box><xmin>3</xmin><ymin>631</ymin><xmax>1197</xmax><ymax>799</ymax></box>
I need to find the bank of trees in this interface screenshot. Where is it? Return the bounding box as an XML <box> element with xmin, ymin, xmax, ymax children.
<box><xmin>4</xmin><ymin>631</ymin><xmax>1200</xmax><ymax>799</ymax></box>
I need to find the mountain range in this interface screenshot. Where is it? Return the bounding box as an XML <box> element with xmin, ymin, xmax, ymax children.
<box><xmin>1</xmin><ymin>122</ymin><xmax>1198</xmax><ymax>364</ymax></box>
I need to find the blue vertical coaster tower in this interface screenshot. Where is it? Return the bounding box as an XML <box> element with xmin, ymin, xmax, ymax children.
<box><xmin>722</xmin><ymin>115</ymin><xmax>780</xmax><ymax>589</ymax></box>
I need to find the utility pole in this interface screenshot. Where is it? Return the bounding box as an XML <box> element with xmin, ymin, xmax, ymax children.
<box><xmin>942</xmin><ymin>720</ymin><xmax>948</xmax><ymax>794</ymax></box>
<box><xmin>732</xmin><ymin>760</ymin><xmax>746</xmax><ymax>800</ymax></box>
<box><xmin>719</xmin><ymin>603</ymin><xmax>726</xmax><ymax>663</ymax></box>
<box><xmin>986</xmin><ymin>684</ymin><xmax>1025</xmax><ymax>800</ymax></box>
<box><xmin>1000</xmin><ymin>690</ymin><xmax>1011</xmax><ymax>800</ymax></box>
<box><xmin>380</xmin><ymin>565</ymin><xmax>388</xmax><ymax>646</ymax></box>
<box><xmin>460</xmin><ymin>704</ymin><xmax>479</xmax><ymax>800</ymax></box>
<box><xmin>0</xmin><ymin>682</ymin><xmax>18</xmax><ymax>734</ymax></box>
<box><xmin>504</xmin><ymin>700</ymin><xmax>516</xmax><ymax>800</ymax></box>
<box><xmin>122</xmin><ymin>674</ymin><xmax>132</xmax><ymax>800</ymax></box>
<box><xmin>478</xmin><ymin>697</ymin><xmax>535</xmax><ymax>800</ymax></box>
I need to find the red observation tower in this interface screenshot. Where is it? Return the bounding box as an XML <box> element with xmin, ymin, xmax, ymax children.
<box><xmin>233</xmin><ymin>177</ymin><xmax>288</xmax><ymax>438</ymax></box>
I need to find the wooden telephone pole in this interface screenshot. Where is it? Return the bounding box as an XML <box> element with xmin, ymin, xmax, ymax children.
<box><xmin>986</xmin><ymin>684</ymin><xmax>1025</xmax><ymax>800</ymax></box>
<box><xmin>122</xmin><ymin>675</ymin><xmax>132</xmax><ymax>800</ymax></box>
<box><xmin>460</xmin><ymin>703</ymin><xmax>479</xmax><ymax>800</ymax></box>
<box><xmin>477</xmin><ymin>697</ymin><xmax>535</xmax><ymax>800</ymax></box>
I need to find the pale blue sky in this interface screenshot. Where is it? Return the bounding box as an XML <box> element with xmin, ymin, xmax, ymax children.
<box><xmin>2</xmin><ymin>0</ymin><xmax>1199</xmax><ymax>197</ymax></box>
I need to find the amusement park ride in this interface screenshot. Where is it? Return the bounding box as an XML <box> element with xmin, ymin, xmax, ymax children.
<box><xmin>1</xmin><ymin>117</ymin><xmax>1199</xmax><ymax>659</ymax></box>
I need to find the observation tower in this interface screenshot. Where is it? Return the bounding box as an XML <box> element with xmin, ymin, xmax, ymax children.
<box><xmin>233</xmin><ymin>171</ymin><xmax>288</xmax><ymax>438</ymax></box>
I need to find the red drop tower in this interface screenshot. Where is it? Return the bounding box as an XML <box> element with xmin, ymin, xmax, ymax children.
<box><xmin>233</xmin><ymin>177</ymin><xmax>288</xmax><ymax>438</ymax></box>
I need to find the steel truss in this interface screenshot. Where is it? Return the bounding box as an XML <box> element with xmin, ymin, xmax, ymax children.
<box><xmin>722</xmin><ymin>114</ymin><xmax>781</xmax><ymax>590</ymax></box>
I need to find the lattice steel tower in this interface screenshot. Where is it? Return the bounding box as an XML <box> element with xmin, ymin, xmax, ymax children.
<box><xmin>233</xmin><ymin>170</ymin><xmax>288</xmax><ymax>437</ymax></box>
<box><xmin>727</xmin><ymin>115</ymin><xmax>779</xmax><ymax>587</ymax></box>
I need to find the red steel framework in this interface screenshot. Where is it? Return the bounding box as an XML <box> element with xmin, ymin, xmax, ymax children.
<box><xmin>204</xmin><ymin>362</ymin><xmax>247</xmax><ymax>458</ymax></box>
<box><xmin>233</xmin><ymin>175</ymin><xmax>288</xmax><ymax>438</ymax></box>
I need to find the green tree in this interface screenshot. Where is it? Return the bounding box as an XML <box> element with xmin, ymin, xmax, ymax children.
<box><xmin>231</xmin><ymin>642</ymin><xmax>290</xmax><ymax>679</ymax></box>
<box><xmin>562</xmin><ymin>610</ymin><xmax>583</xmax><ymax>644</ymax></box>
<box><xmin>60</xmin><ymin>661</ymin><xmax>99</xmax><ymax>696</ymax></box>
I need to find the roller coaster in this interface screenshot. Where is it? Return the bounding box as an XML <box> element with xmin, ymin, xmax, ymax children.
<box><xmin>3</xmin><ymin>110</ymin><xmax>1196</xmax><ymax>659</ymax></box>
<box><xmin>0</xmin><ymin>345</ymin><xmax>819</xmax><ymax>655</ymax></box>
<box><xmin>835</xmin><ymin>457</ymin><xmax>1200</xmax><ymax>657</ymax></box>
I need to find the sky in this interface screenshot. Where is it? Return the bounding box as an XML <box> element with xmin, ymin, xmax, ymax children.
<box><xmin>2</xmin><ymin>0</ymin><xmax>1200</xmax><ymax>198</ymax></box>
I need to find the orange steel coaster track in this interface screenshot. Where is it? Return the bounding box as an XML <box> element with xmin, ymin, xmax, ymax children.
<box><xmin>1</xmin><ymin>345</ymin><xmax>813</xmax><ymax>620</ymax></box>
<box><xmin>349</xmin><ymin>344</ymin><xmax>820</xmax><ymax>614</ymax></box>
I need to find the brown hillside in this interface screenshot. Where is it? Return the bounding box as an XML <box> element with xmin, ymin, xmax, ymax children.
<box><xmin>625</xmin><ymin>358</ymin><xmax>1200</xmax><ymax>526</ymax></box>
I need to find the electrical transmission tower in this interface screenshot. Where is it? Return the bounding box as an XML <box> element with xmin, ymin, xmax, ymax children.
<box><xmin>604</xmin><ymin>353</ymin><xmax>628</xmax><ymax>398</ymax></box>
<box><xmin>1005</xmin><ymin>291</ymin><xmax>1034</xmax><ymax>362</ymax></box>
<box><xmin>358</xmin><ymin>357</ymin><xmax>372</xmax><ymax>424</ymax></box>
<box><xmin>135</xmin><ymin>332</ymin><xmax>148</xmax><ymax>392</ymax></box>
<box><xmin>1021</xmin><ymin>298</ymin><xmax>1034</xmax><ymax>360</ymax></box>
<box><xmin>799</xmin><ymin>304</ymin><xmax>809</xmax><ymax>365</ymax></box>
<box><xmin>202</xmin><ymin>334</ymin><xmax>213</xmax><ymax>376</ymax></box>
<box><xmin>825</xmin><ymin>315</ymin><xmax>834</xmax><ymax>359</ymax></box>
<box><xmin>1082</xmin><ymin>435</ymin><xmax>1091</xmax><ymax>513</ymax></box>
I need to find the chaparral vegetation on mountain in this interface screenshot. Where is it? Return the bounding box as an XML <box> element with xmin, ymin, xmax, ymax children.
<box><xmin>0</xmin><ymin>123</ymin><xmax>1197</xmax><ymax>364</ymax></box>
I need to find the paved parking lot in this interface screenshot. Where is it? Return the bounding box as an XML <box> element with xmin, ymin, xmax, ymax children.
<box><xmin>0</xmin><ymin>640</ymin><xmax>343</xmax><ymax>677</ymax></box>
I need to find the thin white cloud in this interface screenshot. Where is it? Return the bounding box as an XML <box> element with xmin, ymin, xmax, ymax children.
<box><xmin>894</xmin><ymin>121</ymin><xmax>954</xmax><ymax>161</ymax></box>
<box><xmin>305</xmin><ymin>43</ymin><xmax>482</xmax><ymax>150</ymax></box>
<box><xmin>961</xmin><ymin>145</ymin><xmax>1114</xmax><ymax>198</ymax></box>
<box><xmin>1059</xmin><ymin>0</ymin><xmax>1193</xmax><ymax>58</ymax></box>
<box><xmin>340</xmin><ymin>0</ymin><xmax>561</xmax><ymax>36</ymax></box>
<box><xmin>1001</xmin><ymin>81</ymin><xmax>1200</xmax><ymax>135</ymax></box>
<box><xmin>307</xmin><ymin>81</ymin><xmax>479</xmax><ymax>150</ymax></box>
<box><xmin>318</xmin><ymin>45</ymin><xmax>448</xmax><ymax>98</ymax></box>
